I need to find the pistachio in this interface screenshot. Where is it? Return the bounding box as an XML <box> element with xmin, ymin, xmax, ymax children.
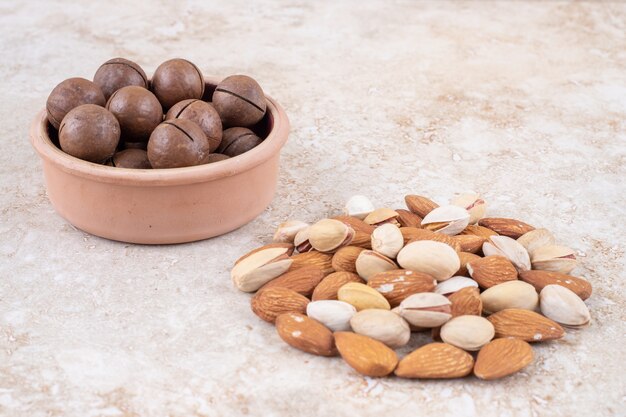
<box><xmin>440</xmin><ymin>315</ymin><xmax>495</xmax><ymax>351</ymax></box>
<box><xmin>517</xmin><ymin>228</ymin><xmax>555</xmax><ymax>257</ymax></box>
<box><xmin>397</xmin><ymin>240</ymin><xmax>460</xmax><ymax>282</ymax></box>
<box><xmin>337</xmin><ymin>282</ymin><xmax>391</xmax><ymax>311</ymax></box>
<box><xmin>308</xmin><ymin>219</ymin><xmax>355</xmax><ymax>253</ymax></box>
<box><xmin>531</xmin><ymin>245</ymin><xmax>577</xmax><ymax>274</ymax></box>
<box><xmin>421</xmin><ymin>205</ymin><xmax>470</xmax><ymax>236</ymax></box>
<box><xmin>539</xmin><ymin>285</ymin><xmax>590</xmax><ymax>327</ymax></box>
<box><xmin>306</xmin><ymin>300</ymin><xmax>356</xmax><ymax>332</ymax></box>
<box><xmin>435</xmin><ymin>276</ymin><xmax>479</xmax><ymax>296</ymax></box>
<box><xmin>398</xmin><ymin>292</ymin><xmax>452</xmax><ymax>327</ymax></box>
<box><xmin>371</xmin><ymin>223</ymin><xmax>404</xmax><ymax>259</ymax></box>
<box><xmin>294</xmin><ymin>227</ymin><xmax>312</xmax><ymax>253</ymax></box>
<box><xmin>483</xmin><ymin>235</ymin><xmax>531</xmax><ymax>271</ymax></box>
<box><xmin>350</xmin><ymin>309</ymin><xmax>411</xmax><ymax>348</ymax></box>
<box><xmin>231</xmin><ymin>247</ymin><xmax>294</xmax><ymax>292</ymax></box>
<box><xmin>355</xmin><ymin>250</ymin><xmax>397</xmax><ymax>281</ymax></box>
<box><xmin>450</xmin><ymin>192</ymin><xmax>486</xmax><ymax>224</ymax></box>
<box><xmin>272</xmin><ymin>220</ymin><xmax>309</xmax><ymax>244</ymax></box>
<box><xmin>343</xmin><ymin>195</ymin><xmax>375</xmax><ymax>220</ymax></box>
<box><xmin>480</xmin><ymin>281</ymin><xmax>539</xmax><ymax>315</ymax></box>
<box><xmin>364</xmin><ymin>208</ymin><xmax>400</xmax><ymax>227</ymax></box>
<box><xmin>404</xmin><ymin>195</ymin><xmax>439</xmax><ymax>218</ymax></box>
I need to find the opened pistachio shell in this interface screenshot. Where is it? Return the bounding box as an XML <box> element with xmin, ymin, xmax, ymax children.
<box><xmin>397</xmin><ymin>240</ymin><xmax>460</xmax><ymax>281</ymax></box>
<box><xmin>483</xmin><ymin>235</ymin><xmax>531</xmax><ymax>271</ymax></box>
<box><xmin>364</xmin><ymin>208</ymin><xmax>400</xmax><ymax>226</ymax></box>
<box><xmin>539</xmin><ymin>284</ymin><xmax>590</xmax><ymax>327</ymax></box>
<box><xmin>350</xmin><ymin>309</ymin><xmax>411</xmax><ymax>348</ymax></box>
<box><xmin>517</xmin><ymin>228</ymin><xmax>555</xmax><ymax>257</ymax></box>
<box><xmin>480</xmin><ymin>280</ymin><xmax>539</xmax><ymax>315</ymax></box>
<box><xmin>421</xmin><ymin>205</ymin><xmax>471</xmax><ymax>236</ymax></box>
<box><xmin>531</xmin><ymin>245</ymin><xmax>577</xmax><ymax>274</ymax></box>
<box><xmin>343</xmin><ymin>195</ymin><xmax>375</xmax><ymax>219</ymax></box>
<box><xmin>294</xmin><ymin>227</ymin><xmax>312</xmax><ymax>253</ymax></box>
<box><xmin>371</xmin><ymin>223</ymin><xmax>404</xmax><ymax>258</ymax></box>
<box><xmin>308</xmin><ymin>219</ymin><xmax>355</xmax><ymax>252</ymax></box>
<box><xmin>337</xmin><ymin>282</ymin><xmax>390</xmax><ymax>311</ymax></box>
<box><xmin>231</xmin><ymin>247</ymin><xmax>294</xmax><ymax>292</ymax></box>
<box><xmin>306</xmin><ymin>300</ymin><xmax>356</xmax><ymax>332</ymax></box>
<box><xmin>398</xmin><ymin>292</ymin><xmax>452</xmax><ymax>327</ymax></box>
<box><xmin>440</xmin><ymin>315</ymin><xmax>495</xmax><ymax>351</ymax></box>
<box><xmin>355</xmin><ymin>250</ymin><xmax>397</xmax><ymax>281</ymax></box>
<box><xmin>273</xmin><ymin>220</ymin><xmax>309</xmax><ymax>244</ymax></box>
<box><xmin>450</xmin><ymin>192</ymin><xmax>486</xmax><ymax>224</ymax></box>
<box><xmin>435</xmin><ymin>276</ymin><xmax>479</xmax><ymax>296</ymax></box>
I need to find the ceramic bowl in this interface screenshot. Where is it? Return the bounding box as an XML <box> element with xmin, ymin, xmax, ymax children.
<box><xmin>30</xmin><ymin>81</ymin><xmax>289</xmax><ymax>244</ymax></box>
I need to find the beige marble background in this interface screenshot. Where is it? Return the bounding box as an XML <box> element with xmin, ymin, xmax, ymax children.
<box><xmin>1</xmin><ymin>1</ymin><xmax>625</xmax><ymax>416</ymax></box>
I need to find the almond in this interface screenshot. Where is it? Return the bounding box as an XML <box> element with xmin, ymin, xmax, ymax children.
<box><xmin>487</xmin><ymin>308</ymin><xmax>564</xmax><ymax>342</ymax></box>
<box><xmin>311</xmin><ymin>271</ymin><xmax>364</xmax><ymax>301</ymax></box>
<box><xmin>350</xmin><ymin>231</ymin><xmax>374</xmax><ymax>249</ymax></box>
<box><xmin>331</xmin><ymin>246</ymin><xmax>366</xmax><ymax>273</ymax></box>
<box><xmin>234</xmin><ymin>242</ymin><xmax>295</xmax><ymax>265</ymax></box>
<box><xmin>520</xmin><ymin>270</ymin><xmax>592</xmax><ymax>300</ymax></box>
<box><xmin>260</xmin><ymin>266</ymin><xmax>326</xmax><ymax>297</ymax></box>
<box><xmin>367</xmin><ymin>269</ymin><xmax>436</xmax><ymax>307</ymax></box>
<box><xmin>405</xmin><ymin>195</ymin><xmax>439</xmax><ymax>218</ymax></box>
<box><xmin>474</xmin><ymin>338</ymin><xmax>534</xmax><ymax>380</ymax></box>
<box><xmin>289</xmin><ymin>251</ymin><xmax>334</xmax><ymax>274</ymax></box>
<box><xmin>395</xmin><ymin>342</ymin><xmax>474</xmax><ymax>379</ymax></box>
<box><xmin>466</xmin><ymin>255</ymin><xmax>518</xmax><ymax>288</ymax></box>
<box><xmin>453</xmin><ymin>234</ymin><xmax>486</xmax><ymax>254</ymax></box>
<box><xmin>478</xmin><ymin>218</ymin><xmax>535</xmax><ymax>239</ymax></box>
<box><xmin>250</xmin><ymin>287</ymin><xmax>310</xmax><ymax>323</ymax></box>
<box><xmin>449</xmin><ymin>287</ymin><xmax>483</xmax><ymax>316</ymax></box>
<box><xmin>456</xmin><ymin>252</ymin><xmax>481</xmax><ymax>277</ymax></box>
<box><xmin>334</xmin><ymin>332</ymin><xmax>398</xmax><ymax>377</ymax></box>
<box><xmin>400</xmin><ymin>227</ymin><xmax>461</xmax><ymax>252</ymax></box>
<box><xmin>460</xmin><ymin>225</ymin><xmax>499</xmax><ymax>239</ymax></box>
<box><xmin>275</xmin><ymin>312</ymin><xmax>337</xmax><ymax>356</ymax></box>
<box><xmin>395</xmin><ymin>209</ymin><xmax>423</xmax><ymax>228</ymax></box>
<box><xmin>332</xmin><ymin>215</ymin><xmax>376</xmax><ymax>234</ymax></box>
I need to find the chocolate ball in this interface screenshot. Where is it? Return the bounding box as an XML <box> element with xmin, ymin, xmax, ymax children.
<box><xmin>59</xmin><ymin>104</ymin><xmax>120</xmax><ymax>163</ymax></box>
<box><xmin>212</xmin><ymin>75</ymin><xmax>266</xmax><ymax>127</ymax></box>
<box><xmin>106</xmin><ymin>86</ymin><xmax>163</xmax><ymax>143</ymax></box>
<box><xmin>151</xmin><ymin>59</ymin><xmax>204</xmax><ymax>110</ymax></box>
<box><xmin>165</xmin><ymin>99</ymin><xmax>222</xmax><ymax>152</ymax></box>
<box><xmin>218</xmin><ymin>127</ymin><xmax>262</xmax><ymax>157</ymax></box>
<box><xmin>147</xmin><ymin>119</ymin><xmax>210</xmax><ymax>169</ymax></box>
<box><xmin>206</xmin><ymin>153</ymin><xmax>230</xmax><ymax>163</ymax></box>
<box><xmin>93</xmin><ymin>57</ymin><xmax>148</xmax><ymax>100</ymax></box>
<box><xmin>47</xmin><ymin>77</ymin><xmax>106</xmax><ymax>129</ymax></box>
<box><xmin>108</xmin><ymin>149</ymin><xmax>151</xmax><ymax>169</ymax></box>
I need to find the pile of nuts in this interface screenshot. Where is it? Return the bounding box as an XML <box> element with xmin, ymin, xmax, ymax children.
<box><xmin>232</xmin><ymin>193</ymin><xmax>592</xmax><ymax>380</ymax></box>
<box><xmin>46</xmin><ymin>58</ymin><xmax>267</xmax><ymax>168</ymax></box>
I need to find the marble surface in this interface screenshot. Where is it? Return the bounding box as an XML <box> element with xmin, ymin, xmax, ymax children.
<box><xmin>1</xmin><ymin>1</ymin><xmax>625</xmax><ymax>416</ymax></box>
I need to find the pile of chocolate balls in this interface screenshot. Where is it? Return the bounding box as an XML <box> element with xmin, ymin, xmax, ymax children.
<box><xmin>46</xmin><ymin>58</ymin><xmax>268</xmax><ymax>169</ymax></box>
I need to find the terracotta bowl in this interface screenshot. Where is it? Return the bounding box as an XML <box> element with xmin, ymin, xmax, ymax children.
<box><xmin>30</xmin><ymin>81</ymin><xmax>289</xmax><ymax>244</ymax></box>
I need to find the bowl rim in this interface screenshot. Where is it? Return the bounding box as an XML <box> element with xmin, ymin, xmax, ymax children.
<box><xmin>30</xmin><ymin>83</ymin><xmax>290</xmax><ymax>186</ymax></box>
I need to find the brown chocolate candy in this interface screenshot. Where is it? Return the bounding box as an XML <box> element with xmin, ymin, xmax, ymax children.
<box><xmin>106</xmin><ymin>86</ymin><xmax>163</xmax><ymax>143</ymax></box>
<box><xmin>218</xmin><ymin>127</ymin><xmax>262</xmax><ymax>157</ymax></box>
<box><xmin>205</xmin><ymin>153</ymin><xmax>230</xmax><ymax>163</ymax></box>
<box><xmin>46</xmin><ymin>78</ymin><xmax>106</xmax><ymax>129</ymax></box>
<box><xmin>166</xmin><ymin>99</ymin><xmax>222</xmax><ymax>152</ymax></box>
<box><xmin>151</xmin><ymin>59</ymin><xmax>204</xmax><ymax>110</ymax></box>
<box><xmin>108</xmin><ymin>148</ymin><xmax>151</xmax><ymax>169</ymax></box>
<box><xmin>93</xmin><ymin>57</ymin><xmax>148</xmax><ymax>100</ymax></box>
<box><xmin>147</xmin><ymin>119</ymin><xmax>210</xmax><ymax>169</ymax></box>
<box><xmin>212</xmin><ymin>75</ymin><xmax>266</xmax><ymax>127</ymax></box>
<box><xmin>59</xmin><ymin>104</ymin><xmax>120</xmax><ymax>163</ymax></box>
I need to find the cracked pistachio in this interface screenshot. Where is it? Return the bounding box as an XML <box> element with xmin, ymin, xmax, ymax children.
<box><xmin>421</xmin><ymin>205</ymin><xmax>471</xmax><ymax>236</ymax></box>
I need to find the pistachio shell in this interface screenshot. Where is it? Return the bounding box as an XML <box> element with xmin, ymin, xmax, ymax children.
<box><xmin>337</xmin><ymin>282</ymin><xmax>391</xmax><ymax>311</ymax></box>
<box><xmin>440</xmin><ymin>315</ymin><xmax>494</xmax><ymax>351</ymax></box>
<box><xmin>306</xmin><ymin>300</ymin><xmax>356</xmax><ymax>332</ymax></box>
<box><xmin>350</xmin><ymin>309</ymin><xmax>411</xmax><ymax>348</ymax></box>
<box><xmin>398</xmin><ymin>292</ymin><xmax>452</xmax><ymax>327</ymax></box>
<box><xmin>293</xmin><ymin>227</ymin><xmax>312</xmax><ymax>253</ymax></box>
<box><xmin>517</xmin><ymin>228</ymin><xmax>555</xmax><ymax>257</ymax></box>
<box><xmin>483</xmin><ymin>235</ymin><xmax>531</xmax><ymax>271</ymax></box>
<box><xmin>308</xmin><ymin>219</ymin><xmax>355</xmax><ymax>253</ymax></box>
<box><xmin>343</xmin><ymin>195</ymin><xmax>375</xmax><ymax>220</ymax></box>
<box><xmin>435</xmin><ymin>276</ymin><xmax>479</xmax><ymax>296</ymax></box>
<box><xmin>421</xmin><ymin>205</ymin><xmax>471</xmax><ymax>236</ymax></box>
<box><xmin>231</xmin><ymin>247</ymin><xmax>294</xmax><ymax>292</ymax></box>
<box><xmin>539</xmin><ymin>285</ymin><xmax>590</xmax><ymax>327</ymax></box>
<box><xmin>397</xmin><ymin>240</ymin><xmax>460</xmax><ymax>281</ymax></box>
<box><xmin>355</xmin><ymin>250</ymin><xmax>397</xmax><ymax>281</ymax></box>
<box><xmin>364</xmin><ymin>208</ymin><xmax>400</xmax><ymax>226</ymax></box>
<box><xmin>531</xmin><ymin>245</ymin><xmax>577</xmax><ymax>274</ymax></box>
<box><xmin>480</xmin><ymin>280</ymin><xmax>539</xmax><ymax>314</ymax></box>
<box><xmin>371</xmin><ymin>223</ymin><xmax>404</xmax><ymax>259</ymax></box>
<box><xmin>273</xmin><ymin>220</ymin><xmax>309</xmax><ymax>243</ymax></box>
<box><xmin>450</xmin><ymin>192</ymin><xmax>486</xmax><ymax>224</ymax></box>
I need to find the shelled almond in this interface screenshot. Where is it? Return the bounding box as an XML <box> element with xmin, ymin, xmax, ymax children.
<box><xmin>232</xmin><ymin>192</ymin><xmax>593</xmax><ymax>381</ymax></box>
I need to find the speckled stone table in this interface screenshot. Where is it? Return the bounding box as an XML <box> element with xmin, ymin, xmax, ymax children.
<box><xmin>1</xmin><ymin>1</ymin><xmax>625</xmax><ymax>416</ymax></box>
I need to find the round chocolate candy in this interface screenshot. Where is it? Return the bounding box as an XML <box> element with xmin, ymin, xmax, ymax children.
<box><xmin>59</xmin><ymin>104</ymin><xmax>120</xmax><ymax>163</ymax></box>
<box><xmin>165</xmin><ymin>99</ymin><xmax>222</xmax><ymax>152</ymax></box>
<box><xmin>151</xmin><ymin>59</ymin><xmax>204</xmax><ymax>110</ymax></box>
<box><xmin>218</xmin><ymin>127</ymin><xmax>262</xmax><ymax>157</ymax></box>
<box><xmin>212</xmin><ymin>75</ymin><xmax>266</xmax><ymax>127</ymax></box>
<box><xmin>205</xmin><ymin>153</ymin><xmax>230</xmax><ymax>163</ymax></box>
<box><xmin>93</xmin><ymin>57</ymin><xmax>148</xmax><ymax>100</ymax></box>
<box><xmin>106</xmin><ymin>86</ymin><xmax>163</xmax><ymax>144</ymax></box>
<box><xmin>147</xmin><ymin>119</ymin><xmax>210</xmax><ymax>169</ymax></box>
<box><xmin>46</xmin><ymin>77</ymin><xmax>106</xmax><ymax>129</ymax></box>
